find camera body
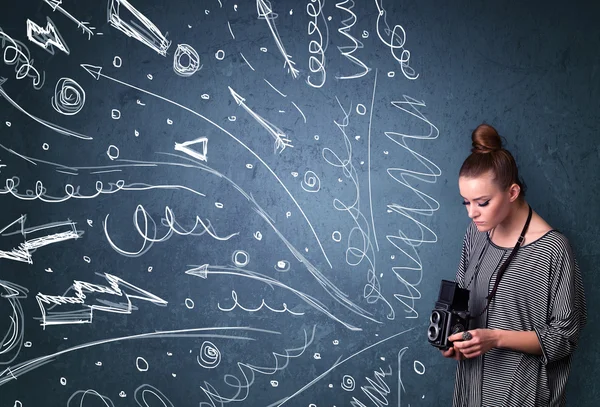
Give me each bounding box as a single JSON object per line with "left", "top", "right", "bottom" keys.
{"left": 427, "top": 280, "right": 470, "bottom": 350}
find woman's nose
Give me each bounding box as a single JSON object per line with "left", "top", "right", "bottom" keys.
{"left": 467, "top": 206, "right": 479, "bottom": 219}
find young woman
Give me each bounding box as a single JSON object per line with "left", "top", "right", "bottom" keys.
{"left": 441, "top": 124, "right": 587, "bottom": 406}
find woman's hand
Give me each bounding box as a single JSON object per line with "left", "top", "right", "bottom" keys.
{"left": 441, "top": 346, "right": 464, "bottom": 361}
{"left": 448, "top": 329, "right": 499, "bottom": 359}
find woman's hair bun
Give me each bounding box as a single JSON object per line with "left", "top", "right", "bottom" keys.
{"left": 471, "top": 123, "right": 502, "bottom": 153}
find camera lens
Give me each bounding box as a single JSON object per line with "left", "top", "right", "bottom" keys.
{"left": 430, "top": 311, "right": 440, "bottom": 324}
{"left": 428, "top": 325, "right": 439, "bottom": 341}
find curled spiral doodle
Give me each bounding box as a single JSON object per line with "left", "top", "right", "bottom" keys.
{"left": 341, "top": 375, "right": 355, "bottom": 391}
{"left": 51, "top": 78, "right": 86, "bottom": 116}
{"left": 197, "top": 341, "right": 221, "bottom": 369}
{"left": 173, "top": 44, "right": 201, "bottom": 77}
{"left": 301, "top": 170, "right": 321, "bottom": 193}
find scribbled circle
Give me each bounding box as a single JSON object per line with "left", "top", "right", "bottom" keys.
{"left": 24, "top": 341, "right": 32, "bottom": 347}
{"left": 5, "top": 122, "right": 11, "bottom": 127}
{"left": 414, "top": 360, "right": 425, "bottom": 375}
{"left": 362, "top": 30, "right": 369, "bottom": 38}
{"left": 95, "top": 361, "right": 102, "bottom": 366}
{"left": 113, "top": 56, "right": 122, "bottom": 67}
{"left": 314, "top": 135, "right": 320, "bottom": 140}
{"left": 215, "top": 50, "right": 225, "bottom": 60}
{"left": 147, "top": 74, "right": 153, "bottom": 80}
{"left": 260, "top": 47, "right": 268, "bottom": 52}
{"left": 313, "top": 353, "right": 321, "bottom": 360}
{"left": 60, "top": 377, "right": 67, "bottom": 385}
{"left": 275, "top": 260, "right": 290, "bottom": 272}
{"left": 173, "top": 44, "right": 201, "bottom": 77}
{"left": 254, "top": 231, "right": 263, "bottom": 240}
{"left": 228, "top": 116, "right": 237, "bottom": 121}
{"left": 270, "top": 380, "right": 279, "bottom": 387}
{"left": 332, "top": 231, "right": 342, "bottom": 242}
{"left": 197, "top": 341, "right": 221, "bottom": 369}
{"left": 51, "top": 78, "right": 86, "bottom": 116}
{"left": 119, "top": 391, "right": 126, "bottom": 397}
{"left": 185, "top": 298, "right": 195, "bottom": 309}
{"left": 42, "top": 143, "right": 49, "bottom": 150}
{"left": 136, "top": 356, "right": 149, "bottom": 372}
{"left": 215, "top": 202, "right": 224, "bottom": 208}
{"left": 246, "top": 163, "right": 253, "bottom": 169}
{"left": 201, "top": 94, "right": 210, "bottom": 99}
{"left": 341, "top": 375, "right": 355, "bottom": 391}
{"left": 83, "top": 256, "right": 91, "bottom": 263}
{"left": 291, "top": 171, "right": 299, "bottom": 177}
{"left": 232, "top": 250, "right": 249, "bottom": 267}
{"left": 107, "top": 145, "right": 119, "bottom": 160}
{"left": 167, "top": 118, "right": 173, "bottom": 124}
{"left": 14, "top": 401, "right": 22, "bottom": 407}
{"left": 387, "top": 71, "right": 395, "bottom": 78}
{"left": 148, "top": 266, "right": 153, "bottom": 272}
{"left": 328, "top": 383, "right": 333, "bottom": 388}
{"left": 332, "top": 339, "right": 339, "bottom": 345}
{"left": 356, "top": 104, "right": 367, "bottom": 115}
{"left": 301, "top": 171, "right": 321, "bottom": 193}
{"left": 111, "top": 109, "right": 121, "bottom": 119}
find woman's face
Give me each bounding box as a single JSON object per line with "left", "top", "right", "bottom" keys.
{"left": 458, "top": 172, "right": 512, "bottom": 232}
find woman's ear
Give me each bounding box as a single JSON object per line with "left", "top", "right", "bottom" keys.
{"left": 508, "top": 183, "right": 521, "bottom": 202}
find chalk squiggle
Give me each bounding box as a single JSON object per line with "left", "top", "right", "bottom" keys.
{"left": 385, "top": 95, "right": 440, "bottom": 318}
{"left": 335, "top": 0, "right": 370, "bottom": 80}
{"left": 322, "top": 97, "right": 395, "bottom": 319}
{"left": 218, "top": 290, "right": 305, "bottom": 316}
{"left": 103, "top": 205, "right": 239, "bottom": 258}
{"left": 197, "top": 326, "right": 316, "bottom": 405}
{"left": 374, "top": 1, "right": 419, "bottom": 80}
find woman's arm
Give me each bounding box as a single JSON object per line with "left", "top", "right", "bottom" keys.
{"left": 495, "top": 330, "right": 542, "bottom": 355}
{"left": 449, "top": 328, "right": 542, "bottom": 359}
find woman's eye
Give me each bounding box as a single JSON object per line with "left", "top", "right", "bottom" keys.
{"left": 462, "top": 201, "right": 469, "bottom": 206}
{"left": 478, "top": 200, "right": 490, "bottom": 207}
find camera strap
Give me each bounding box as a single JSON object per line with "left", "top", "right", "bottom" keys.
{"left": 476, "top": 204, "right": 533, "bottom": 317}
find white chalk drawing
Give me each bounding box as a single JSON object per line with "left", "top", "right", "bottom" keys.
{"left": 0, "top": 4, "right": 445, "bottom": 406}
{"left": 173, "top": 44, "right": 201, "bottom": 77}
{"left": 174, "top": 136, "right": 208, "bottom": 162}
{"left": 0, "top": 280, "right": 27, "bottom": 365}
{"left": 67, "top": 389, "right": 115, "bottom": 407}
{"left": 197, "top": 341, "right": 221, "bottom": 368}
{"left": 0, "top": 28, "right": 45, "bottom": 89}
{"left": 43, "top": 0, "right": 95, "bottom": 39}
{"left": 257, "top": 0, "right": 299, "bottom": 78}
{"left": 0, "top": 216, "right": 83, "bottom": 264}
{"left": 51, "top": 78, "right": 85, "bottom": 115}
{"left": 35, "top": 272, "right": 168, "bottom": 327}
{"left": 306, "top": 0, "right": 328, "bottom": 88}
{"left": 107, "top": 0, "right": 171, "bottom": 56}
{"left": 26, "top": 17, "right": 70, "bottom": 55}
{"left": 374, "top": 0, "right": 419, "bottom": 80}
{"left": 335, "top": 1, "right": 370, "bottom": 80}
{"left": 229, "top": 86, "right": 293, "bottom": 154}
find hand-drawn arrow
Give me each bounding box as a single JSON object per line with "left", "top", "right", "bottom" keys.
{"left": 36, "top": 272, "right": 168, "bottom": 327}
{"left": 26, "top": 17, "right": 70, "bottom": 55}
{"left": 0, "top": 215, "right": 83, "bottom": 264}
{"left": 43, "top": 0, "right": 95, "bottom": 39}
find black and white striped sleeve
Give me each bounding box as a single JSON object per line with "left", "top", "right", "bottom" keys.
{"left": 534, "top": 237, "right": 587, "bottom": 366}
{"left": 456, "top": 223, "right": 474, "bottom": 288}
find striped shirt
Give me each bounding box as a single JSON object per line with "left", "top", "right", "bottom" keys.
{"left": 452, "top": 222, "right": 587, "bottom": 407}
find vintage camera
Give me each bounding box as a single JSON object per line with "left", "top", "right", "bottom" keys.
{"left": 427, "top": 280, "right": 470, "bottom": 350}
